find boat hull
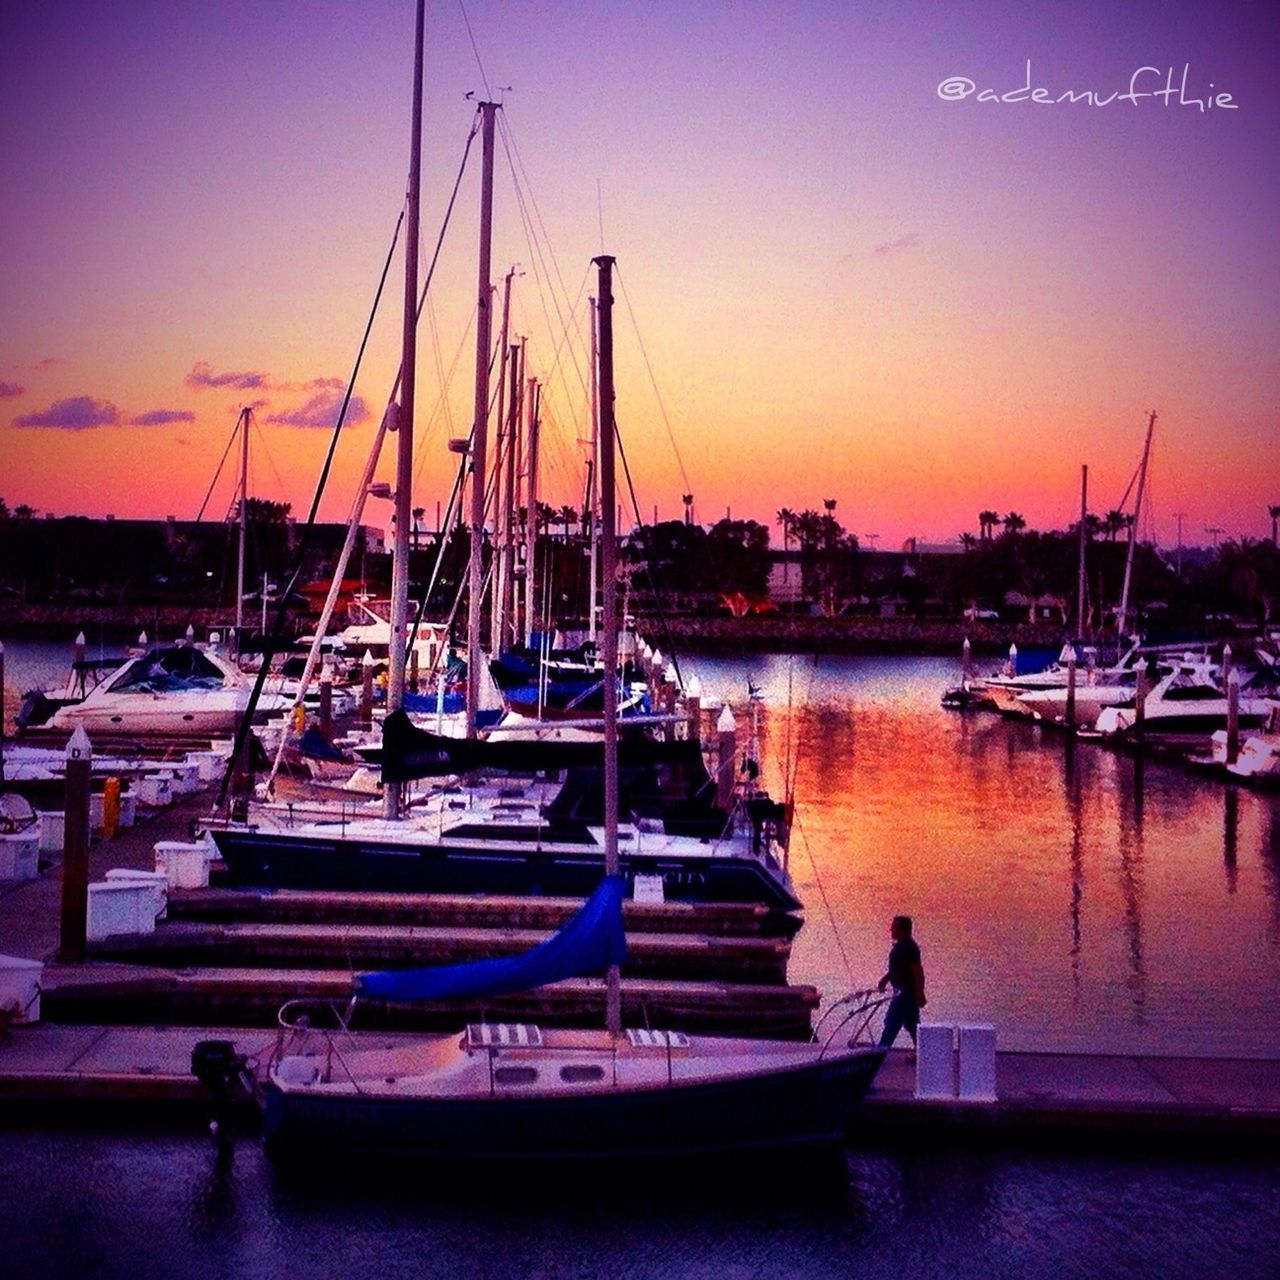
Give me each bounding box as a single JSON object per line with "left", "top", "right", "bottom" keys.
{"left": 262, "top": 1047, "right": 884, "bottom": 1160}
{"left": 212, "top": 828, "right": 801, "bottom": 911}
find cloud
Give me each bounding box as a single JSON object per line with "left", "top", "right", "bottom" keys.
{"left": 34, "top": 356, "right": 64, "bottom": 369}
{"left": 871, "top": 232, "right": 920, "bottom": 257}
{"left": 306, "top": 376, "right": 345, "bottom": 391}
{"left": 186, "top": 361, "right": 269, "bottom": 390}
{"left": 0, "top": 381, "right": 23, "bottom": 398}
{"left": 129, "top": 408, "right": 196, "bottom": 426}
{"left": 265, "top": 389, "right": 369, "bottom": 428}
{"left": 14, "top": 395, "right": 120, "bottom": 429}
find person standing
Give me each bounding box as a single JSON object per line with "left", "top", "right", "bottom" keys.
{"left": 877, "top": 915, "right": 926, "bottom": 1048}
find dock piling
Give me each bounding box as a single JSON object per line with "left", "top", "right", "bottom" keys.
{"left": 58, "top": 727, "right": 93, "bottom": 964}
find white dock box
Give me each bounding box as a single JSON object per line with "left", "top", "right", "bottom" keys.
{"left": 0, "top": 954, "right": 44, "bottom": 1023}
{"left": 164, "top": 763, "right": 201, "bottom": 796}
{"left": 957, "top": 1024, "right": 998, "bottom": 1102}
{"left": 36, "top": 810, "right": 66, "bottom": 854}
{"left": 154, "top": 840, "right": 210, "bottom": 889}
{"left": 87, "top": 879, "right": 158, "bottom": 939}
{"left": 187, "top": 751, "right": 222, "bottom": 785}
{"left": 915, "top": 1023, "right": 956, "bottom": 1099}
{"left": 105, "top": 869, "right": 169, "bottom": 922}
{"left": 135, "top": 774, "right": 172, "bottom": 808}
{"left": 0, "top": 823, "right": 41, "bottom": 881}
{"left": 118, "top": 791, "right": 137, "bottom": 828}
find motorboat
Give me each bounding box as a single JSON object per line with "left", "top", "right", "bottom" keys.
{"left": 37, "top": 643, "right": 292, "bottom": 736}
{"left": 1094, "top": 658, "right": 1275, "bottom": 742}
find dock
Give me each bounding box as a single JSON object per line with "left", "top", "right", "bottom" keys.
{"left": 3, "top": 770, "right": 1278, "bottom": 1141}
{"left": 3, "top": 1024, "right": 1277, "bottom": 1140}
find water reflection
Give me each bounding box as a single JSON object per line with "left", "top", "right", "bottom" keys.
{"left": 689, "top": 654, "right": 1280, "bottom": 1056}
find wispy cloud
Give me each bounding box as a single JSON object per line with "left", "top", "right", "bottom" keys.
{"left": 34, "top": 356, "right": 64, "bottom": 369}
{"left": 129, "top": 408, "right": 196, "bottom": 426}
{"left": 14, "top": 395, "right": 120, "bottom": 429}
{"left": 0, "top": 381, "right": 23, "bottom": 398}
{"left": 265, "top": 390, "right": 369, "bottom": 428}
{"left": 186, "top": 361, "right": 269, "bottom": 390}
{"left": 871, "top": 232, "right": 920, "bottom": 258}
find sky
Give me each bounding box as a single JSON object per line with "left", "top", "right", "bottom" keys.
{"left": 1, "top": 0, "right": 1277, "bottom": 550}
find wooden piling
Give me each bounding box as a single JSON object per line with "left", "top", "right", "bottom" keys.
{"left": 1064, "top": 644, "right": 1077, "bottom": 730}
{"left": 318, "top": 668, "right": 333, "bottom": 739}
{"left": 58, "top": 727, "right": 93, "bottom": 964}
{"left": 360, "top": 649, "right": 374, "bottom": 729}
{"left": 1226, "top": 670, "right": 1240, "bottom": 765}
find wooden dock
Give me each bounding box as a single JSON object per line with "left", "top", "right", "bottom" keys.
{"left": 3, "top": 1024, "right": 1277, "bottom": 1140}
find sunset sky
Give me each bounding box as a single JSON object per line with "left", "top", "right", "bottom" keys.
{"left": 2, "top": 1, "right": 1276, "bottom": 550}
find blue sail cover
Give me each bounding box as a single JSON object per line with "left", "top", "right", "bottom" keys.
{"left": 354, "top": 875, "right": 628, "bottom": 1002}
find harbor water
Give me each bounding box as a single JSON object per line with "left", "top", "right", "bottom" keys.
{"left": 2, "top": 641, "right": 1279, "bottom": 1276}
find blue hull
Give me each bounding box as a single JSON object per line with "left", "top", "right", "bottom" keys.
{"left": 213, "top": 829, "right": 801, "bottom": 912}
{"left": 262, "top": 1048, "right": 884, "bottom": 1161}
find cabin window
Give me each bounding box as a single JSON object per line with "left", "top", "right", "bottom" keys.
{"left": 559, "top": 1064, "right": 605, "bottom": 1084}
{"left": 493, "top": 1065, "right": 539, "bottom": 1086}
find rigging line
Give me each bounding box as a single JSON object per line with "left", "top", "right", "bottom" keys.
{"left": 613, "top": 265, "right": 693, "bottom": 497}
{"left": 456, "top": 0, "right": 493, "bottom": 100}
{"left": 218, "top": 120, "right": 479, "bottom": 809}
{"left": 615, "top": 426, "right": 684, "bottom": 693}
{"left": 194, "top": 414, "right": 244, "bottom": 522}
{"left": 251, "top": 418, "right": 288, "bottom": 502}
{"left": 497, "top": 115, "right": 591, "bottom": 430}
{"left": 791, "top": 805, "right": 857, "bottom": 988}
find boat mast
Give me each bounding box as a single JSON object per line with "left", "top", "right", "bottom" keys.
{"left": 499, "top": 339, "right": 522, "bottom": 652}
{"left": 466, "top": 102, "right": 498, "bottom": 739}
{"left": 235, "top": 405, "right": 250, "bottom": 655}
{"left": 587, "top": 295, "right": 600, "bottom": 644}
{"left": 594, "top": 254, "right": 621, "bottom": 1036}
{"left": 523, "top": 376, "right": 541, "bottom": 648}
{"left": 384, "top": 0, "right": 425, "bottom": 819}
{"left": 1117, "top": 410, "right": 1156, "bottom": 635}
{"left": 1077, "top": 463, "right": 1088, "bottom": 634}
{"left": 488, "top": 266, "right": 517, "bottom": 656}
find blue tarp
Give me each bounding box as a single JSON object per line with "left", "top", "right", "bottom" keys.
{"left": 354, "top": 874, "right": 628, "bottom": 1002}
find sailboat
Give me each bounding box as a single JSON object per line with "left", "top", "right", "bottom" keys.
{"left": 231, "top": 242, "right": 885, "bottom": 1161}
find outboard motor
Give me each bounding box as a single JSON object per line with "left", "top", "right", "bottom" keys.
{"left": 191, "top": 1039, "right": 254, "bottom": 1123}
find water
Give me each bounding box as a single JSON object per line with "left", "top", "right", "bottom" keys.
{"left": 0, "top": 1125, "right": 1276, "bottom": 1280}
{"left": 684, "top": 653, "right": 1280, "bottom": 1058}
{"left": 3, "top": 641, "right": 1280, "bottom": 1272}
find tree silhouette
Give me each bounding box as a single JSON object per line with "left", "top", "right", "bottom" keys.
{"left": 978, "top": 509, "right": 1000, "bottom": 541}
{"left": 1269, "top": 503, "right": 1280, "bottom": 548}
{"left": 1002, "top": 511, "right": 1026, "bottom": 536}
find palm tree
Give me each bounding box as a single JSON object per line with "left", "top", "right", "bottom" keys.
{"left": 959, "top": 531, "right": 977, "bottom": 551}
{"left": 978, "top": 509, "right": 1000, "bottom": 542}
{"left": 1269, "top": 504, "right": 1280, "bottom": 547}
{"left": 1102, "top": 509, "right": 1128, "bottom": 541}
{"left": 558, "top": 504, "right": 577, "bottom": 541}
{"left": 1002, "top": 511, "right": 1026, "bottom": 536}
{"left": 13, "top": 504, "right": 36, "bottom": 520}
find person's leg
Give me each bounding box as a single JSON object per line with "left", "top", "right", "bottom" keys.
{"left": 905, "top": 1002, "right": 919, "bottom": 1047}
{"left": 879, "top": 992, "right": 906, "bottom": 1048}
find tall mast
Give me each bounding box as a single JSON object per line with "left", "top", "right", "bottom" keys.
{"left": 1076, "top": 463, "right": 1088, "bottom": 634}
{"left": 235, "top": 405, "right": 249, "bottom": 654}
{"left": 488, "top": 266, "right": 517, "bottom": 655}
{"left": 523, "top": 376, "right": 540, "bottom": 648}
{"left": 593, "top": 254, "right": 621, "bottom": 1036}
{"left": 1117, "top": 411, "right": 1157, "bottom": 635}
{"left": 587, "top": 295, "right": 600, "bottom": 643}
{"left": 383, "top": 0, "right": 425, "bottom": 819}
{"left": 465, "top": 102, "right": 498, "bottom": 739}
{"left": 499, "top": 340, "right": 522, "bottom": 652}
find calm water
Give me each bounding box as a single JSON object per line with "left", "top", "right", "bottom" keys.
{"left": 0, "top": 1126, "right": 1277, "bottom": 1280}
{"left": 686, "top": 653, "right": 1280, "bottom": 1059}
{"left": 4, "top": 640, "right": 1280, "bottom": 1273}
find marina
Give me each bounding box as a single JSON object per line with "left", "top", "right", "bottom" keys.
{"left": 2, "top": 0, "right": 1277, "bottom": 1273}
